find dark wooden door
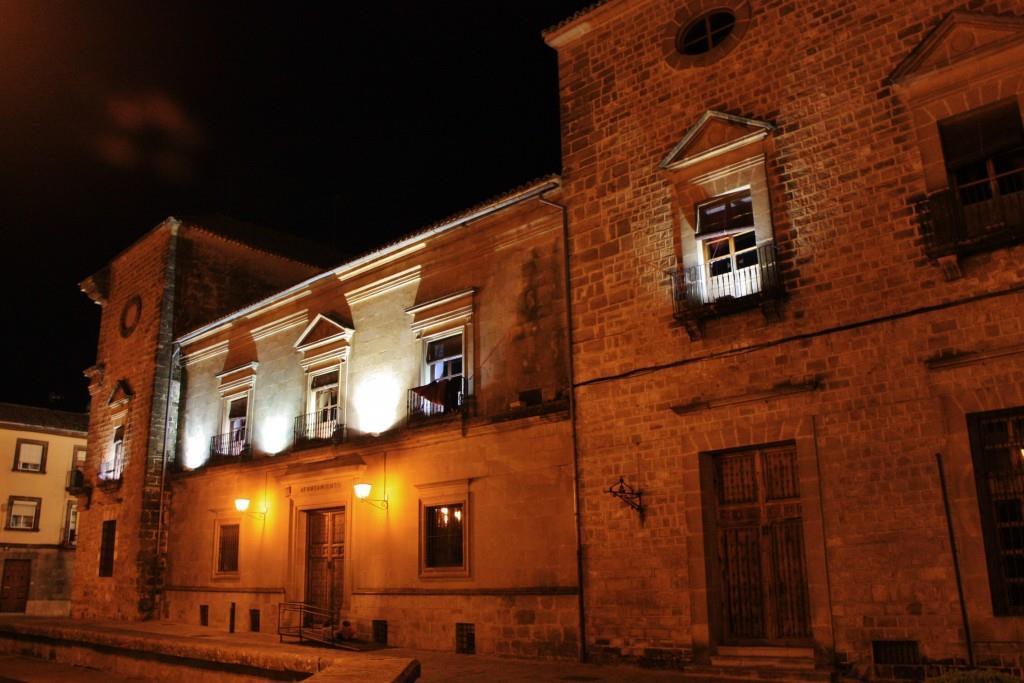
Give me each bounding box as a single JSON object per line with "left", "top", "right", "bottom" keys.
{"left": 305, "top": 508, "right": 345, "bottom": 622}
{"left": 0, "top": 559, "right": 31, "bottom": 613}
{"left": 714, "top": 444, "right": 811, "bottom": 644}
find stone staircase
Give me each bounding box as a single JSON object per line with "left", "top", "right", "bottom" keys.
{"left": 681, "top": 646, "right": 835, "bottom": 682}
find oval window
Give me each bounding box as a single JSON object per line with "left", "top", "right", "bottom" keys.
{"left": 677, "top": 11, "right": 736, "bottom": 56}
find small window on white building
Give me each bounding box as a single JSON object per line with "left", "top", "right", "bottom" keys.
{"left": 6, "top": 497, "right": 41, "bottom": 531}
{"left": 13, "top": 439, "right": 47, "bottom": 473}
{"left": 99, "top": 426, "right": 125, "bottom": 481}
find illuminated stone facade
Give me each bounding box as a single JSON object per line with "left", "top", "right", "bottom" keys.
{"left": 71, "top": 0, "right": 1024, "bottom": 678}
{"left": 546, "top": 0, "right": 1024, "bottom": 678}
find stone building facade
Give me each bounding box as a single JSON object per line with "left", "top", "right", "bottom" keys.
{"left": 74, "top": 183, "right": 579, "bottom": 658}
{"left": 0, "top": 403, "right": 87, "bottom": 615}
{"left": 545, "top": 0, "right": 1024, "bottom": 678}
{"left": 70, "top": 0, "right": 1024, "bottom": 679}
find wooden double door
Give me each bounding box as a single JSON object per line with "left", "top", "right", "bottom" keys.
{"left": 712, "top": 444, "right": 811, "bottom": 644}
{"left": 0, "top": 559, "right": 31, "bottom": 613}
{"left": 305, "top": 508, "right": 345, "bottom": 620}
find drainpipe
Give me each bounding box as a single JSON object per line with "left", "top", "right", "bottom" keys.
{"left": 538, "top": 191, "right": 587, "bottom": 663}
{"left": 935, "top": 452, "right": 974, "bottom": 667}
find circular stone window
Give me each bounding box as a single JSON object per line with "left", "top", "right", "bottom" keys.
{"left": 677, "top": 11, "right": 736, "bottom": 55}
{"left": 119, "top": 295, "right": 142, "bottom": 338}
{"left": 663, "top": 2, "right": 751, "bottom": 70}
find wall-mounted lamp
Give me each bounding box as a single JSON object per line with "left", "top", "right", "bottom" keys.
{"left": 353, "top": 482, "right": 388, "bottom": 510}
{"left": 606, "top": 477, "right": 644, "bottom": 523}
{"left": 233, "top": 497, "right": 266, "bottom": 519}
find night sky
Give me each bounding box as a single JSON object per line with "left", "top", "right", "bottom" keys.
{"left": 0, "top": 1, "right": 593, "bottom": 413}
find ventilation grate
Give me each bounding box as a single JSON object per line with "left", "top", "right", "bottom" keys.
{"left": 873, "top": 640, "right": 921, "bottom": 665}
{"left": 199, "top": 605, "right": 209, "bottom": 627}
{"left": 249, "top": 609, "right": 260, "bottom": 632}
{"left": 455, "top": 622, "right": 475, "bottom": 654}
{"left": 372, "top": 619, "right": 388, "bottom": 645}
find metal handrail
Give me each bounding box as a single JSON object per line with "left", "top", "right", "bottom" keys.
{"left": 278, "top": 601, "right": 336, "bottom": 646}
{"left": 294, "top": 409, "right": 345, "bottom": 444}
{"left": 408, "top": 375, "right": 466, "bottom": 421}
{"left": 923, "top": 184, "right": 1024, "bottom": 257}
{"left": 668, "top": 242, "right": 782, "bottom": 319}
{"left": 210, "top": 428, "right": 250, "bottom": 459}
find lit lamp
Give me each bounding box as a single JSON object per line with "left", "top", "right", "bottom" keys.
{"left": 354, "top": 482, "right": 388, "bottom": 510}
{"left": 233, "top": 497, "right": 266, "bottom": 518}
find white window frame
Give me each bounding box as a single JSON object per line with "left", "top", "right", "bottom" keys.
{"left": 6, "top": 496, "right": 41, "bottom": 531}
{"left": 219, "top": 390, "right": 252, "bottom": 456}
{"left": 12, "top": 439, "right": 47, "bottom": 474}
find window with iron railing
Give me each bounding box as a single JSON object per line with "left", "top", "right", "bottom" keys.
{"left": 409, "top": 333, "right": 467, "bottom": 421}
{"left": 924, "top": 100, "right": 1024, "bottom": 256}
{"left": 968, "top": 407, "right": 1024, "bottom": 616}
{"left": 99, "top": 426, "right": 125, "bottom": 483}
{"left": 670, "top": 189, "right": 783, "bottom": 327}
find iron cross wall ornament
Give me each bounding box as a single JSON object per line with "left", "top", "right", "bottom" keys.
{"left": 606, "top": 476, "right": 644, "bottom": 524}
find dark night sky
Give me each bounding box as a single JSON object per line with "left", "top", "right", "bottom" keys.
{"left": 0, "top": 1, "right": 593, "bottom": 413}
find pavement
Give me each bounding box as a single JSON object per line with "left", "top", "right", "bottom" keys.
{"left": 0, "top": 617, "right": 686, "bottom": 682}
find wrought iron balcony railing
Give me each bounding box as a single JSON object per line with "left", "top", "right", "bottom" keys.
{"left": 294, "top": 408, "right": 345, "bottom": 445}
{"left": 668, "top": 242, "right": 782, "bottom": 322}
{"left": 210, "top": 428, "right": 250, "bottom": 460}
{"left": 408, "top": 375, "right": 467, "bottom": 422}
{"left": 66, "top": 468, "right": 90, "bottom": 494}
{"left": 921, "top": 183, "right": 1024, "bottom": 258}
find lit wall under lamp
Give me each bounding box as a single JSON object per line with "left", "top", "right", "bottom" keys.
{"left": 234, "top": 498, "right": 266, "bottom": 519}
{"left": 353, "top": 483, "right": 388, "bottom": 510}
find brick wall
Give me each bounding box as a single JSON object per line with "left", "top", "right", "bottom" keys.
{"left": 547, "top": 0, "right": 1024, "bottom": 675}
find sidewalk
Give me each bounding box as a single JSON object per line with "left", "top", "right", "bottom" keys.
{"left": 0, "top": 617, "right": 687, "bottom": 682}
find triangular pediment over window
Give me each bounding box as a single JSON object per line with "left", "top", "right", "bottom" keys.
{"left": 294, "top": 313, "right": 354, "bottom": 352}
{"left": 660, "top": 111, "right": 774, "bottom": 171}
{"left": 294, "top": 313, "right": 354, "bottom": 371}
{"left": 107, "top": 379, "right": 133, "bottom": 407}
{"left": 888, "top": 12, "right": 1024, "bottom": 87}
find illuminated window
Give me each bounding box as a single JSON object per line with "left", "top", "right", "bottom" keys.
{"left": 419, "top": 486, "right": 469, "bottom": 578}
{"left": 214, "top": 395, "right": 250, "bottom": 457}
{"left": 73, "top": 445, "right": 87, "bottom": 463}
{"left": 424, "top": 503, "right": 464, "bottom": 568}
{"left": 410, "top": 333, "right": 466, "bottom": 419}
{"left": 6, "top": 496, "right": 41, "bottom": 531}
{"left": 98, "top": 520, "right": 116, "bottom": 577}
{"left": 12, "top": 439, "right": 47, "bottom": 473}
{"left": 298, "top": 368, "right": 341, "bottom": 441}
{"left": 99, "top": 426, "right": 125, "bottom": 482}
{"left": 694, "top": 190, "right": 768, "bottom": 301}
{"left": 968, "top": 407, "right": 1024, "bottom": 615}
{"left": 215, "top": 521, "right": 240, "bottom": 575}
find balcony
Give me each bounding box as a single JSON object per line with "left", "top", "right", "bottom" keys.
{"left": 294, "top": 408, "right": 345, "bottom": 447}
{"left": 921, "top": 182, "right": 1024, "bottom": 260}
{"left": 66, "top": 468, "right": 90, "bottom": 495}
{"left": 668, "top": 242, "right": 783, "bottom": 340}
{"left": 408, "top": 376, "right": 467, "bottom": 423}
{"left": 209, "top": 428, "right": 251, "bottom": 461}
{"left": 96, "top": 456, "right": 124, "bottom": 490}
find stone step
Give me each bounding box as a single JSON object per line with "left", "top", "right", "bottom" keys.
{"left": 681, "top": 664, "right": 833, "bottom": 683}
{"left": 717, "top": 646, "right": 815, "bottom": 659}
{"left": 711, "top": 655, "right": 816, "bottom": 670}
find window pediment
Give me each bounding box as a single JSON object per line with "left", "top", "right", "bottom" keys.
{"left": 294, "top": 313, "right": 354, "bottom": 371}
{"left": 889, "top": 12, "right": 1024, "bottom": 91}
{"left": 107, "top": 379, "right": 133, "bottom": 408}
{"left": 660, "top": 110, "right": 774, "bottom": 174}
{"left": 406, "top": 288, "right": 475, "bottom": 338}
{"left": 217, "top": 362, "right": 258, "bottom": 396}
